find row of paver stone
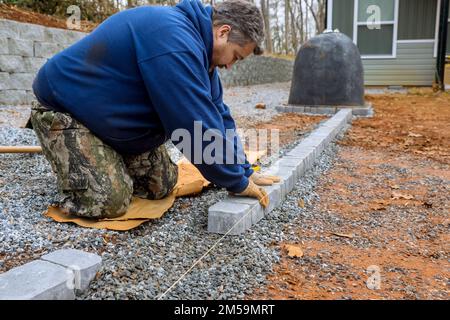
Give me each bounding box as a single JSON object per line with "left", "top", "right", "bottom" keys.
{"left": 208, "top": 108, "right": 353, "bottom": 235}
{"left": 0, "top": 249, "right": 102, "bottom": 300}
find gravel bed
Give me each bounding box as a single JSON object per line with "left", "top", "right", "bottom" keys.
{"left": 0, "top": 120, "right": 343, "bottom": 299}
{"left": 0, "top": 81, "right": 337, "bottom": 299}
{"left": 223, "top": 82, "right": 290, "bottom": 126}
{"left": 0, "top": 106, "right": 31, "bottom": 128}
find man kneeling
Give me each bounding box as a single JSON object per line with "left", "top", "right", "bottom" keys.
{"left": 31, "top": 0, "right": 278, "bottom": 219}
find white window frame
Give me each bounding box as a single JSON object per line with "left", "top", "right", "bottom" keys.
{"left": 327, "top": 0, "right": 333, "bottom": 30}
{"left": 434, "top": 0, "right": 441, "bottom": 58}
{"left": 397, "top": 40, "right": 435, "bottom": 43}
{"left": 431, "top": 0, "right": 449, "bottom": 58}
{"left": 353, "top": 0, "right": 399, "bottom": 59}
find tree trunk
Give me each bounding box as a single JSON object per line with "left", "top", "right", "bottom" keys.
{"left": 127, "top": 0, "right": 136, "bottom": 9}
{"left": 317, "top": 0, "right": 326, "bottom": 33}
{"left": 261, "top": 0, "right": 273, "bottom": 53}
{"left": 272, "top": 0, "right": 281, "bottom": 53}
{"left": 304, "top": 0, "right": 326, "bottom": 34}
{"left": 304, "top": 0, "right": 309, "bottom": 41}
{"left": 289, "top": 1, "right": 298, "bottom": 53}
{"left": 284, "top": 0, "right": 290, "bottom": 54}
{"left": 296, "top": 0, "right": 304, "bottom": 44}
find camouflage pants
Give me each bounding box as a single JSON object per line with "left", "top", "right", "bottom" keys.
{"left": 30, "top": 102, "right": 178, "bottom": 219}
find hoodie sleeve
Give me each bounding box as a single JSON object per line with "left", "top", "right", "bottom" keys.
{"left": 210, "top": 75, "right": 254, "bottom": 178}
{"left": 217, "top": 102, "right": 254, "bottom": 177}
{"left": 138, "top": 50, "right": 249, "bottom": 193}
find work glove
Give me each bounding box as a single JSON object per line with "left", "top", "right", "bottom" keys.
{"left": 250, "top": 172, "right": 281, "bottom": 186}
{"left": 234, "top": 179, "right": 269, "bottom": 208}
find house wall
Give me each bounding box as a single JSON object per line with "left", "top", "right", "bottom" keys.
{"left": 331, "top": 0, "right": 354, "bottom": 38}
{"left": 398, "top": 0, "right": 437, "bottom": 40}
{"left": 329, "top": 0, "right": 439, "bottom": 86}
{"left": 363, "top": 42, "right": 436, "bottom": 86}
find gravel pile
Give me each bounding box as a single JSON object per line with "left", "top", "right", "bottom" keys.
{"left": 0, "top": 127, "right": 57, "bottom": 257}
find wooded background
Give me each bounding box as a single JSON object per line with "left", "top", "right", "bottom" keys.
{"left": 0, "top": 0, "right": 326, "bottom": 55}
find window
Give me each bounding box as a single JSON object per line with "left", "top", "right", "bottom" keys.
{"left": 355, "top": 0, "right": 398, "bottom": 57}
{"left": 358, "top": 25, "right": 394, "bottom": 55}
{"left": 358, "top": 0, "right": 395, "bottom": 21}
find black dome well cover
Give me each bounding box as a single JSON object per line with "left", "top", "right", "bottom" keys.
{"left": 288, "top": 32, "right": 365, "bottom": 106}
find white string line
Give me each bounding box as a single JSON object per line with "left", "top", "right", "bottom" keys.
{"left": 157, "top": 194, "right": 268, "bottom": 300}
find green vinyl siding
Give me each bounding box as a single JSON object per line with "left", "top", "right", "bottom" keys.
{"left": 398, "top": 0, "right": 437, "bottom": 40}
{"left": 363, "top": 42, "right": 436, "bottom": 86}
{"left": 332, "top": 0, "right": 354, "bottom": 38}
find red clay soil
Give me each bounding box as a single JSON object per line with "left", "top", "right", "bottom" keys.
{"left": 0, "top": 4, "right": 97, "bottom": 32}
{"left": 342, "top": 89, "right": 450, "bottom": 164}
{"left": 252, "top": 113, "right": 327, "bottom": 147}
{"left": 233, "top": 112, "right": 326, "bottom": 160}
{"left": 251, "top": 89, "right": 450, "bottom": 300}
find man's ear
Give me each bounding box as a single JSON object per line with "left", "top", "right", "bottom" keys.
{"left": 218, "top": 24, "right": 231, "bottom": 39}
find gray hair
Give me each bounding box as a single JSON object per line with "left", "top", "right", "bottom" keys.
{"left": 212, "top": 0, "right": 265, "bottom": 55}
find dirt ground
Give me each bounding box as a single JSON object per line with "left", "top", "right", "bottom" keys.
{"left": 252, "top": 89, "right": 450, "bottom": 300}
{"left": 237, "top": 112, "right": 327, "bottom": 157}
{"left": 251, "top": 113, "right": 326, "bottom": 147}
{"left": 343, "top": 89, "right": 450, "bottom": 164}
{"left": 0, "top": 4, "right": 97, "bottom": 32}
{"left": 445, "top": 64, "right": 450, "bottom": 86}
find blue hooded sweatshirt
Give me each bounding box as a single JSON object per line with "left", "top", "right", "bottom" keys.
{"left": 32, "top": 0, "right": 253, "bottom": 193}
